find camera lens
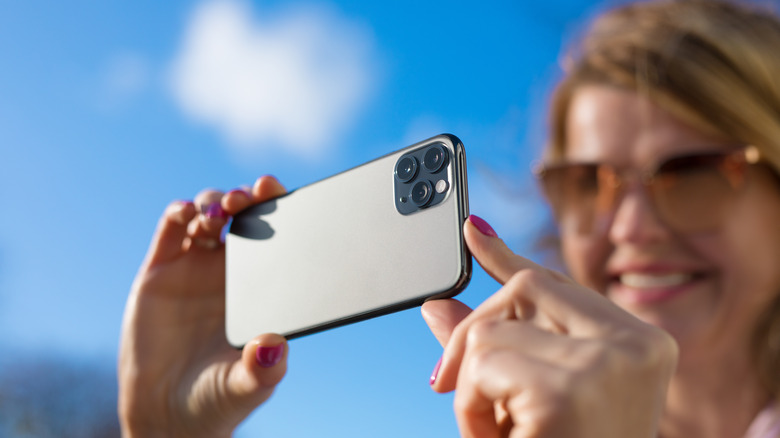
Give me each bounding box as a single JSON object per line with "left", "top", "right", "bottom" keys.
{"left": 395, "top": 156, "right": 418, "bottom": 183}
{"left": 423, "top": 145, "right": 447, "bottom": 173}
{"left": 410, "top": 180, "right": 433, "bottom": 207}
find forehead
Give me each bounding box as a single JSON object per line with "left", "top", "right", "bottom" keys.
{"left": 565, "top": 85, "right": 728, "bottom": 165}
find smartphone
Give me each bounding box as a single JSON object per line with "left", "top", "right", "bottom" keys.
{"left": 225, "top": 133, "right": 471, "bottom": 346}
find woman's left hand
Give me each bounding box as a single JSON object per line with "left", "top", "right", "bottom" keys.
{"left": 422, "top": 216, "right": 679, "bottom": 438}
{"left": 119, "top": 176, "right": 289, "bottom": 438}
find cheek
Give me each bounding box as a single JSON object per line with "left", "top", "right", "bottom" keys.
{"left": 689, "top": 192, "right": 780, "bottom": 312}
{"left": 740, "top": 176, "right": 780, "bottom": 292}
{"left": 726, "top": 222, "right": 780, "bottom": 305}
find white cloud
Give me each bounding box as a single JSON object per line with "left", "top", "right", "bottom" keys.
{"left": 168, "top": 0, "right": 375, "bottom": 157}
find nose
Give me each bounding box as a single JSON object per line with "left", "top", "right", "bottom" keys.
{"left": 607, "top": 184, "right": 672, "bottom": 244}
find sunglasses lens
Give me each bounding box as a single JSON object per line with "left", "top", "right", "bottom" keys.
{"left": 652, "top": 153, "right": 745, "bottom": 232}
{"left": 542, "top": 164, "right": 602, "bottom": 234}
{"left": 541, "top": 151, "right": 748, "bottom": 234}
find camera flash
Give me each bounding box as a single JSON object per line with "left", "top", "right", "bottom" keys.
{"left": 435, "top": 179, "right": 448, "bottom": 194}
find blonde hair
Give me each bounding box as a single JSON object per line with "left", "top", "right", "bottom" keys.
{"left": 547, "top": 0, "right": 780, "bottom": 397}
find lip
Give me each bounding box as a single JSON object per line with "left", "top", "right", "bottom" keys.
{"left": 609, "top": 278, "right": 700, "bottom": 305}
{"left": 606, "top": 264, "right": 708, "bottom": 306}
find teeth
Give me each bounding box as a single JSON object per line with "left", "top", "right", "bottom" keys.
{"left": 619, "top": 273, "right": 692, "bottom": 289}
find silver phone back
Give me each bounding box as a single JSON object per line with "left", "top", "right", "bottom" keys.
{"left": 225, "top": 134, "right": 469, "bottom": 345}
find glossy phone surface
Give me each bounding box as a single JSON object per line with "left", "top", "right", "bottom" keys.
{"left": 225, "top": 134, "right": 471, "bottom": 346}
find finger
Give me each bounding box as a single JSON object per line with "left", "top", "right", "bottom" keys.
{"left": 222, "top": 175, "right": 287, "bottom": 216}
{"left": 433, "top": 270, "right": 618, "bottom": 393}
{"left": 452, "top": 320, "right": 519, "bottom": 438}
{"left": 188, "top": 189, "right": 227, "bottom": 248}
{"left": 465, "top": 215, "right": 571, "bottom": 286}
{"left": 454, "top": 382, "right": 499, "bottom": 438}
{"left": 468, "top": 319, "right": 596, "bottom": 372}
{"left": 226, "top": 334, "right": 289, "bottom": 414}
{"left": 431, "top": 272, "right": 541, "bottom": 394}
{"left": 221, "top": 188, "right": 252, "bottom": 216}
{"left": 251, "top": 175, "right": 287, "bottom": 203}
{"left": 144, "top": 200, "right": 197, "bottom": 266}
{"left": 455, "top": 343, "right": 564, "bottom": 438}
{"left": 454, "top": 319, "right": 572, "bottom": 438}
{"left": 421, "top": 299, "right": 472, "bottom": 347}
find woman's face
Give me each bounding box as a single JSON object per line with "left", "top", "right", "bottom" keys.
{"left": 560, "top": 85, "right": 780, "bottom": 367}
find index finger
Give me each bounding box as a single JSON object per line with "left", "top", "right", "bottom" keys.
{"left": 429, "top": 270, "right": 571, "bottom": 393}
{"left": 222, "top": 175, "right": 287, "bottom": 215}
{"left": 464, "top": 216, "right": 573, "bottom": 286}
{"left": 433, "top": 269, "right": 641, "bottom": 393}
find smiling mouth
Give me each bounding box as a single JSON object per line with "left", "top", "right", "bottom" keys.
{"left": 618, "top": 273, "right": 694, "bottom": 289}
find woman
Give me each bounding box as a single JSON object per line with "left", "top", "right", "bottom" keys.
{"left": 119, "top": 0, "right": 780, "bottom": 436}
{"left": 424, "top": 1, "right": 780, "bottom": 436}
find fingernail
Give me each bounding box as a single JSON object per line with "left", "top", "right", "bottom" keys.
{"left": 203, "top": 202, "right": 227, "bottom": 219}
{"left": 430, "top": 357, "right": 442, "bottom": 386}
{"left": 468, "top": 214, "right": 498, "bottom": 238}
{"left": 256, "top": 344, "right": 284, "bottom": 368}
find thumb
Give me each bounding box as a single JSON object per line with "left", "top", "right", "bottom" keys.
{"left": 226, "top": 334, "right": 288, "bottom": 415}
{"left": 421, "top": 299, "right": 473, "bottom": 347}
{"left": 465, "top": 215, "right": 546, "bottom": 285}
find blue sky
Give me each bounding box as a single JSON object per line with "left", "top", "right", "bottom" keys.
{"left": 0, "top": 0, "right": 611, "bottom": 436}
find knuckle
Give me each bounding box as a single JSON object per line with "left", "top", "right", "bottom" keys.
{"left": 507, "top": 267, "right": 563, "bottom": 290}
{"left": 509, "top": 269, "right": 539, "bottom": 287}
{"left": 504, "top": 270, "right": 549, "bottom": 313}
{"left": 467, "top": 345, "right": 499, "bottom": 376}
{"left": 452, "top": 392, "right": 470, "bottom": 418}
{"left": 505, "top": 270, "right": 541, "bottom": 299}
{"left": 632, "top": 325, "right": 677, "bottom": 363}
{"left": 519, "top": 384, "right": 573, "bottom": 433}
{"left": 604, "top": 323, "right": 679, "bottom": 381}
{"left": 639, "top": 325, "right": 679, "bottom": 370}
{"left": 466, "top": 319, "right": 500, "bottom": 345}
{"left": 449, "top": 320, "right": 471, "bottom": 348}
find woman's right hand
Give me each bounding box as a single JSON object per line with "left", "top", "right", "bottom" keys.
{"left": 119, "top": 176, "right": 289, "bottom": 438}
{"left": 423, "top": 216, "right": 679, "bottom": 438}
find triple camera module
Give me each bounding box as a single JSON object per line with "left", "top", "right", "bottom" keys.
{"left": 394, "top": 143, "right": 451, "bottom": 215}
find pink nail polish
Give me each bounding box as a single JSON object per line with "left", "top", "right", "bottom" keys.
{"left": 204, "top": 202, "right": 227, "bottom": 219}
{"left": 468, "top": 214, "right": 498, "bottom": 237}
{"left": 256, "top": 344, "right": 284, "bottom": 368}
{"left": 430, "top": 357, "right": 442, "bottom": 386}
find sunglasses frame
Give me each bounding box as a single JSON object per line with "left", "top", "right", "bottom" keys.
{"left": 534, "top": 145, "right": 763, "bottom": 234}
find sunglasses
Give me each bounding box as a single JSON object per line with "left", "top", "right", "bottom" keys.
{"left": 536, "top": 145, "right": 763, "bottom": 235}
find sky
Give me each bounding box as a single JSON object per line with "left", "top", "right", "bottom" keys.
{"left": 0, "top": 0, "right": 616, "bottom": 436}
